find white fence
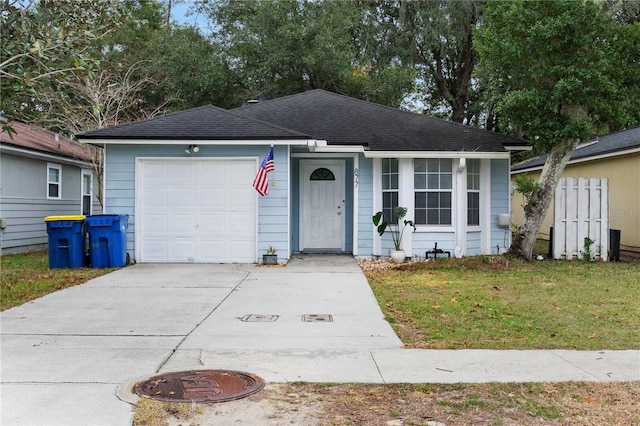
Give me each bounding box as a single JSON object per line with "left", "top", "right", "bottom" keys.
{"left": 553, "top": 177, "right": 609, "bottom": 260}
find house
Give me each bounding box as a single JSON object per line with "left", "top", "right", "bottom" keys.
{"left": 76, "top": 90, "right": 524, "bottom": 264}
{"left": 511, "top": 127, "right": 640, "bottom": 254}
{"left": 0, "top": 116, "right": 101, "bottom": 255}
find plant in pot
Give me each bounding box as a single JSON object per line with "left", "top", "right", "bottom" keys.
{"left": 262, "top": 246, "right": 278, "bottom": 265}
{"left": 373, "top": 206, "right": 414, "bottom": 264}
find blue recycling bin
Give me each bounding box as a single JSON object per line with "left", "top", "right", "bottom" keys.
{"left": 44, "top": 215, "right": 86, "bottom": 269}
{"left": 86, "top": 214, "right": 128, "bottom": 268}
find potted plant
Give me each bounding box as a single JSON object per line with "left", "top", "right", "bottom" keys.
{"left": 373, "top": 206, "right": 414, "bottom": 264}
{"left": 262, "top": 245, "right": 278, "bottom": 265}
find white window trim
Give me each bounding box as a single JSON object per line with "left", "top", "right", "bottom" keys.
{"left": 374, "top": 157, "right": 497, "bottom": 258}
{"left": 81, "top": 169, "right": 93, "bottom": 215}
{"left": 467, "top": 159, "right": 482, "bottom": 230}
{"left": 412, "top": 158, "right": 455, "bottom": 232}
{"left": 47, "top": 163, "right": 62, "bottom": 200}
{"left": 480, "top": 159, "right": 492, "bottom": 254}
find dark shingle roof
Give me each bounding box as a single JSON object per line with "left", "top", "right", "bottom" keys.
{"left": 1, "top": 116, "right": 93, "bottom": 162}
{"left": 512, "top": 127, "right": 640, "bottom": 171}
{"left": 77, "top": 105, "right": 310, "bottom": 140}
{"left": 233, "top": 90, "right": 522, "bottom": 152}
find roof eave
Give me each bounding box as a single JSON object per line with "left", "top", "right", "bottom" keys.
{"left": 364, "top": 150, "right": 511, "bottom": 159}
{"left": 77, "top": 137, "right": 317, "bottom": 147}
{"left": 511, "top": 146, "right": 640, "bottom": 174}
{"left": 1, "top": 143, "right": 94, "bottom": 167}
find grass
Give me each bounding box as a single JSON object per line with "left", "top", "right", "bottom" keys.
{"left": 364, "top": 256, "right": 640, "bottom": 349}
{"left": 133, "top": 398, "right": 200, "bottom": 426}
{"left": 1, "top": 250, "right": 115, "bottom": 311}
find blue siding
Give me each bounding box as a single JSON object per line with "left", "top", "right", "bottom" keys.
{"left": 412, "top": 231, "right": 456, "bottom": 259}
{"left": 104, "top": 144, "right": 290, "bottom": 262}
{"left": 0, "top": 153, "right": 100, "bottom": 255}
{"left": 291, "top": 159, "right": 300, "bottom": 251}
{"left": 466, "top": 231, "right": 482, "bottom": 256}
{"left": 491, "top": 159, "right": 511, "bottom": 254}
{"left": 344, "top": 159, "right": 354, "bottom": 253}
{"left": 357, "top": 155, "right": 374, "bottom": 256}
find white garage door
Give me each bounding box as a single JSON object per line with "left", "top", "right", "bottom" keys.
{"left": 137, "top": 159, "right": 256, "bottom": 263}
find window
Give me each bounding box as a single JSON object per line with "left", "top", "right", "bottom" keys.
{"left": 47, "top": 163, "right": 61, "bottom": 199}
{"left": 467, "top": 160, "right": 480, "bottom": 226}
{"left": 310, "top": 167, "right": 335, "bottom": 180}
{"left": 414, "top": 159, "right": 452, "bottom": 225}
{"left": 82, "top": 170, "right": 93, "bottom": 215}
{"left": 382, "top": 158, "right": 399, "bottom": 223}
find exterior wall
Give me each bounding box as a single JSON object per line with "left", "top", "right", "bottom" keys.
{"left": 357, "top": 155, "right": 374, "bottom": 256}
{"left": 491, "top": 159, "right": 512, "bottom": 254}
{"left": 466, "top": 231, "right": 482, "bottom": 255}
{"left": 412, "top": 231, "right": 456, "bottom": 258}
{"left": 369, "top": 156, "right": 510, "bottom": 259}
{"left": 104, "top": 144, "right": 290, "bottom": 262}
{"left": 0, "top": 152, "right": 99, "bottom": 255}
{"left": 511, "top": 152, "right": 640, "bottom": 253}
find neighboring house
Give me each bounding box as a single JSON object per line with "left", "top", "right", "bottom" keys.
{"left": 76, "top": 90, "right": 524, "bottom": 264}
{"left": 0, "top": 117, "right": 101, "bottom": 255}
{"left": 511, "top": 127, "right": 640, "bottom": 254}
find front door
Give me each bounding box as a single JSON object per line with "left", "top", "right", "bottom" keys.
{"left": 300, "top": 160, "right": 345, "bottom": 251}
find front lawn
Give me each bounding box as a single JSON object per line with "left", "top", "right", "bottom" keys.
{"left": 0, "top": 250, "right": 114, "bottom": 311}
{"left": 363, "top": 256, "right": 640, "bottom": 350}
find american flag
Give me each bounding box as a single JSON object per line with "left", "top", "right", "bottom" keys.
{"left": 253, "top": 145, "right": 275, "bottom": 196}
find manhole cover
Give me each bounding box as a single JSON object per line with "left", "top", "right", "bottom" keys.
{"left": 302, "top": 314, "right": 333, "bottom": 322}
{"left": 133, "top": 370, "right": 265, "bottom": 403}
{"left": 240, "top": 314, "right": 279, "bottom": 322}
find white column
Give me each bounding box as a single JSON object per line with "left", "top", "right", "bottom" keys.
{"left": 372, "top": 158, "right": 381, "bottom": 256}
{"left": 454, "top": 158, "right": 466, "bottom": 258}
{"left": 399, "top": 158, "right": 413, "bottom": 256}
{"left": 481, "top": 159, "right": 492, "bottom": 254}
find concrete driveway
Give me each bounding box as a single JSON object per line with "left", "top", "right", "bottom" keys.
{"left": 1, "top": 255, "right": 401, "bottom": 425}
{"left": 2, "top": 255, "right": 638, "bottom": 426}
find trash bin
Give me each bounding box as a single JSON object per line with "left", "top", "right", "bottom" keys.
{"left": 86, "top": 214, "right": 128, "bottom": 268}
{"left": 44, "top": 215, "right": 86, "bottom": 269}
{"left": 609, "top": 229, "right": 621, "bottom": 262}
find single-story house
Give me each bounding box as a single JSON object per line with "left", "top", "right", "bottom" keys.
{"left": 0, "top": 116, "right": 101, "bottom": 255}
{"left": 76, "top": 90, "right": 525, "bottom": 264}
{"left": 511, "top": 126, "right": 640, "bottom": 254}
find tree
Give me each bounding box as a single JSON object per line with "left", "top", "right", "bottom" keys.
{"left": 475, "top": 0, "right": 640, "bottom": 260}
{"left": 35, "top": 62, "right": 166, "bottom": 135}
{"left": 360, "top": 0, "right": 482, "bottom": 122}
{"left": 142, "top": 25, "right": 241, "bottom": 110}
{"left": 1, "top": 0, "right": 122, "bottom": 131}
{"left": 197, "top": 0, "right": 414, "bottom": 106}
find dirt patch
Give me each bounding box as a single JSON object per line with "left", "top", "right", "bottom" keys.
{"left": 163, "top": 384, "right": 322, "bottom": 426}
{"left": 144, "top": 381, "right": 639, "bottom": 426}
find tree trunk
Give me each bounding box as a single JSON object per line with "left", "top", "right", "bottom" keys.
{"left": 509, "top": 137, "right": 580, "bottom": 260}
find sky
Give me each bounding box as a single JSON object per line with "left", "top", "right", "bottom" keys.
{"left": 170, "top": 1, "right": 207, "bottom": 29}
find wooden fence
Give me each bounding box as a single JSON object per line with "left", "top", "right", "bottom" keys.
{"left": 553, "top": 177, "right": 609, "bottom": 260}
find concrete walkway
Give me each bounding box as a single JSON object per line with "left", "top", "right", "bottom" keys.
{"left": 1, "top": 255, "right": 638, "bottom": 426}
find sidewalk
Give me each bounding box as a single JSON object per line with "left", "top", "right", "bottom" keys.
{"left": 1, "top": 256, "right": 639, "bottom": 426}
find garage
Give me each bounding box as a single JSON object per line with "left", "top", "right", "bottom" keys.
{"left": 136, "top": 158, "right": 257, "bottom": 263}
